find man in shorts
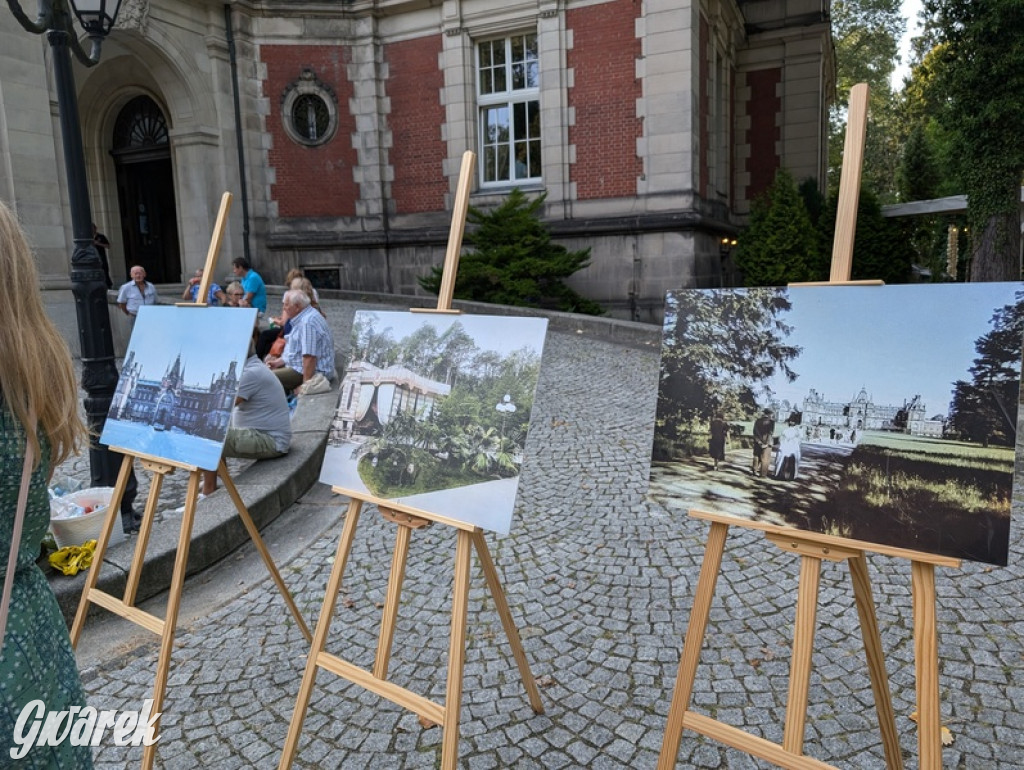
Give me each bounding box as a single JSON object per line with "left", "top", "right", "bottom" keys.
{"left": 199, "top": 333, "right": 292, "bottom": 498}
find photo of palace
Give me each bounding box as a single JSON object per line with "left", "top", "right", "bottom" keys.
{"left": 795, "top": 388, "right": 945, "bottom": 438}
{"left": 109, "top": 350, "right": 239, "bottom": 440}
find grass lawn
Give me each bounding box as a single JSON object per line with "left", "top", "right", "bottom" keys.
{"left": 812, "top": 430, "right": 1013, "bottom": 564}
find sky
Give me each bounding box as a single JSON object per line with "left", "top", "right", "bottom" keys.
{"left": 891, "top": 0, "right": 925, "bottom": 88}
{"left": 125, "top": 305, "right": 257, "bottom": 385}
{"left": 762, "top": 283, "right": 1023, "bottom": 419}
{"left": 355, "top": 310, "right": 548, "bottom": 359}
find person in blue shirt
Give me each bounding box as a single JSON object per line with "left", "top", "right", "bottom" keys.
{"left": 181, "top": 268, "right": 226, "bottom": 305}
{"left": 232, "top": 256, "right": 267, "bottom": 313}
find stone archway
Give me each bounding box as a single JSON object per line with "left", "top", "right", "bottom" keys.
{"left": 75, "top": 20, "right": 238, "bottom": 285}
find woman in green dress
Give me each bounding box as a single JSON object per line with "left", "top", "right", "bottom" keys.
{"left": 0, "top": 200, "right": 91, "bottom": 767}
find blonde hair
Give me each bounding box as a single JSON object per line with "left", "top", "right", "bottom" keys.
{"left": 0, "top": 201, "right": 86, "bottom": 467}
{"left": 289, "top": 276, "right": 315, "bottom": 303}
{"left": 284, "top": 268, "right": 305, "bottom": 285}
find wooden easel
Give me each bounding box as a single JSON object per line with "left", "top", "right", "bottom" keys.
{"left": 657, "top": 84, "right": 961, "bottom": 769}
{"left": 71, "top": 192, "right": 312, "bottom": 770}
{"left": 277, "top": 151, "right": 544, "bottom": 770}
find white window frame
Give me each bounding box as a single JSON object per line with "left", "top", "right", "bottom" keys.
{"left": 476, "top": 33, "right": 541, "bottom": 187}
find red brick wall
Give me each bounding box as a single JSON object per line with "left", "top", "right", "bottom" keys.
{"left": 745, "top": 67, "right": 781, "bottom": 203}
{"left": 385, "top": 35, "right": 447, "bottom": 214}
{"left": 567, "top": 0, "right": 643, "bottom": 200}
{"left": 262, "top": 45, "right": 358, "bottom": 218}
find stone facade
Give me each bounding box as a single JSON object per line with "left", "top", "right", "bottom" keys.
{"left": 0, "top": 0, "right": 832, "bottom": 320}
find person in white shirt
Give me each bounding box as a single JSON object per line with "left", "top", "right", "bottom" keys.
{"left": 116, "top": 265, "right": 158, "bottom": 322}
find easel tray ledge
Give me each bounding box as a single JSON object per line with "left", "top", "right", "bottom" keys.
{"left": 330, "top": 486, "right": 481, "bottom": 532}
{"left": 688, "top": 508, "right": 961, "bottom": 568}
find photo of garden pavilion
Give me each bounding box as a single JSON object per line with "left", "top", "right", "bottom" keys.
{"left": 649, "top": 283, "right": 1024, "bottom": 566}
{"left": 320, "top": 311, "right": 547, "bottom": 534}
{"left": 101, "top": 306, "right": 258, "bottom": 470}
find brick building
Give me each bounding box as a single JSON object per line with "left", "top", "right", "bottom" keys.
{"left": 0, "top": 0, "right": 833, "bottom": 320}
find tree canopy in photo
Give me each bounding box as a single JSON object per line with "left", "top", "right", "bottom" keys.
{"left": 655, "top": 289, "right": 800, "bottom": 452}
{"left": 947, "top": 293, "right": 1024, "bottom": 447}
{"left": 347, "top": 313, "right": 542, "bottom": 495}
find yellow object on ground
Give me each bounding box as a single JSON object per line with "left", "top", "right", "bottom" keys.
{"left": 48, "top": 539, "right": 97, "bottom": 576}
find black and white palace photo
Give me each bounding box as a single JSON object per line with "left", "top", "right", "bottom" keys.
{"left": 649, "top": 283, "right": 1024, "bottom": 565}
{"left": 101, "top": 306, "right": 258, "bottom": 470}
{"left": 320, "top": 311, "right": 547, "bottom": 534}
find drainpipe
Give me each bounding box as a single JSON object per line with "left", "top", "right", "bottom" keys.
{"left": 225, "top": 4, "right": 252, "bottom": 263}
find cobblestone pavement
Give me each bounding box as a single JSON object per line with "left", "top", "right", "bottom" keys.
{"left": 72, "top": 331, "right": 1024, "bottom": 768}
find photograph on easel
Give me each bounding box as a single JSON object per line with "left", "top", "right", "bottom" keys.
{"left": 649, "top": 283, "right": 1024, "bottom": 565}
{"left": 320, "top": 310, "right": 548, "bottom": 533}
{"left": 101, "top": 305, "right": 258, "bottom": 470}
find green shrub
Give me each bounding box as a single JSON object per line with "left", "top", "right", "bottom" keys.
{"left": 420, "top": 188, "right": 604, "bottom": 315}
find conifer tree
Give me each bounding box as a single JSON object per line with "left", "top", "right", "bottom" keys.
{"left": 735, "top": 169, "right": 817, "bottom": 286}
{"left": 420, "top": 189, "right": 603, "bottom": 315}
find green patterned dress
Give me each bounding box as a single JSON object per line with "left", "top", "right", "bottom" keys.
{"left": 0, "top": 404, "right": 93, "bottom": 768}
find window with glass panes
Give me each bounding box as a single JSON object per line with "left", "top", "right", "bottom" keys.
{"left": 477, "top": 34, "right": 540, "bottom": 185}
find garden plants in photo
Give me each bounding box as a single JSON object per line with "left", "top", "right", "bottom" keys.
{"left": 320, "top": 311, "right": 547, "bottom": 533}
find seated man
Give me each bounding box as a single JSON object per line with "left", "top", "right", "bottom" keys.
{"left": 182, "top": 268, "right": 227, "bottom": 305}
{"left": 198, "top": 332, "right": 293, "bottom": 498}
{"left": 266, "top": 289, "right": 335, "bottom": 393}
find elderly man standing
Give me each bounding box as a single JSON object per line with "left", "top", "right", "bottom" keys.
{"left": 116, "top": 265, "right": 158, "bottom": 322}
{"left": 266, "top": 289, "right": 335, "bottom": 393}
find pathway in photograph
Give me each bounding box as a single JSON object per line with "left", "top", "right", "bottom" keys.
{"left": 76, "top": 322, "right": 1024, "bottom": 769}
{"left": 649, "top": 441, "right": 854, "bottom": 530}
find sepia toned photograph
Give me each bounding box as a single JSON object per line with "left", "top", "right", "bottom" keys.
{"left": 649, "top": 283, "right": 1024, "bottom": 565}
{"left": 320, "top": 311, "right": 548, "bottom": 534}
{"left": 101, "top": 305, "right": 259, "bottom": 470}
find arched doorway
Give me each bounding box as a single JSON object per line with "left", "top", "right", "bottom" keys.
{"left": 112, "top": 95, "right": 180, "bottom": 283}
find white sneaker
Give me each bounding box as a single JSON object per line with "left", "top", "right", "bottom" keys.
{"left": 174, "top": 493, "right": 207, "bottom": 514}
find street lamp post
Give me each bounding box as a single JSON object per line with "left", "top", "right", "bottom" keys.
{"left": 495, "top": 393, "right": 516, "bottom": 443}
{"left": 7, "top": 0, "right": 124, "bottom": 487}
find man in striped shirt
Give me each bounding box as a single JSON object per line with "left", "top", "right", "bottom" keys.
{"left": 266, "top": 289, "right": 335, "bottom": 392}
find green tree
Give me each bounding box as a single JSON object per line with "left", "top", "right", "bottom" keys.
{"left": 920, "top": 0, "right": 1024, "bottom": 280}
{"left": 812, "top": 187, "right": 914, "bottom": 283}
{"left": 897, "top": 125, "right": 941, "bottom": 203}
{"left": 895, "top": 125, "right": 948, "bottom": 279}
{"left": 654, "top": 288, "right": 800, "bottom": 459}
{"left": 735, "top": 169, "right": 817, "bottom": 286}
{"left": 419, "top": 188, "right": 603, "bottom": 315}
{"left": 828, "top": 0, "right": 906, "bottom": 198}
{"left": 948, "top": 293, "right": 1024, "bottom": 446}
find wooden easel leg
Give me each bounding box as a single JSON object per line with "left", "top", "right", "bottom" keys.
{"left": 70, "top": 453, "right": 134, "bottom": 648}
{"left": 278, "top": 499, "right": 363, "bottom": 770}
{"left": 849, "top": 556, "right": 903, "bottom": 769}
{"left": 218, "top": 461, "right": 312, "bottom": 643}
{"left": 782, "top": 554, "right": 821, "bottom": 756}
{"left": 912, "top": 560, "right": 942, "bottom": 770}
{"left": 373, "top": 524, "right": 413, "bottom": 680}
{"left": 123, "top": 464, "right": 170, "bottom": 606}
{"left": 657, "top": 521, "right": 729, "bottom": 770}
{"left": 440, "top": 529, "right": 473, "bottom": 770}
{"left": 142, "top": 470, "right": 202, "bottom": 770}
{"left": 470, "top": 530, "right": 544, "bottom": 713}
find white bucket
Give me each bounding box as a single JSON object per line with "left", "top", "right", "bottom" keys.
{"left": 49, "top": 487, "right": 126, "bottom": 549}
